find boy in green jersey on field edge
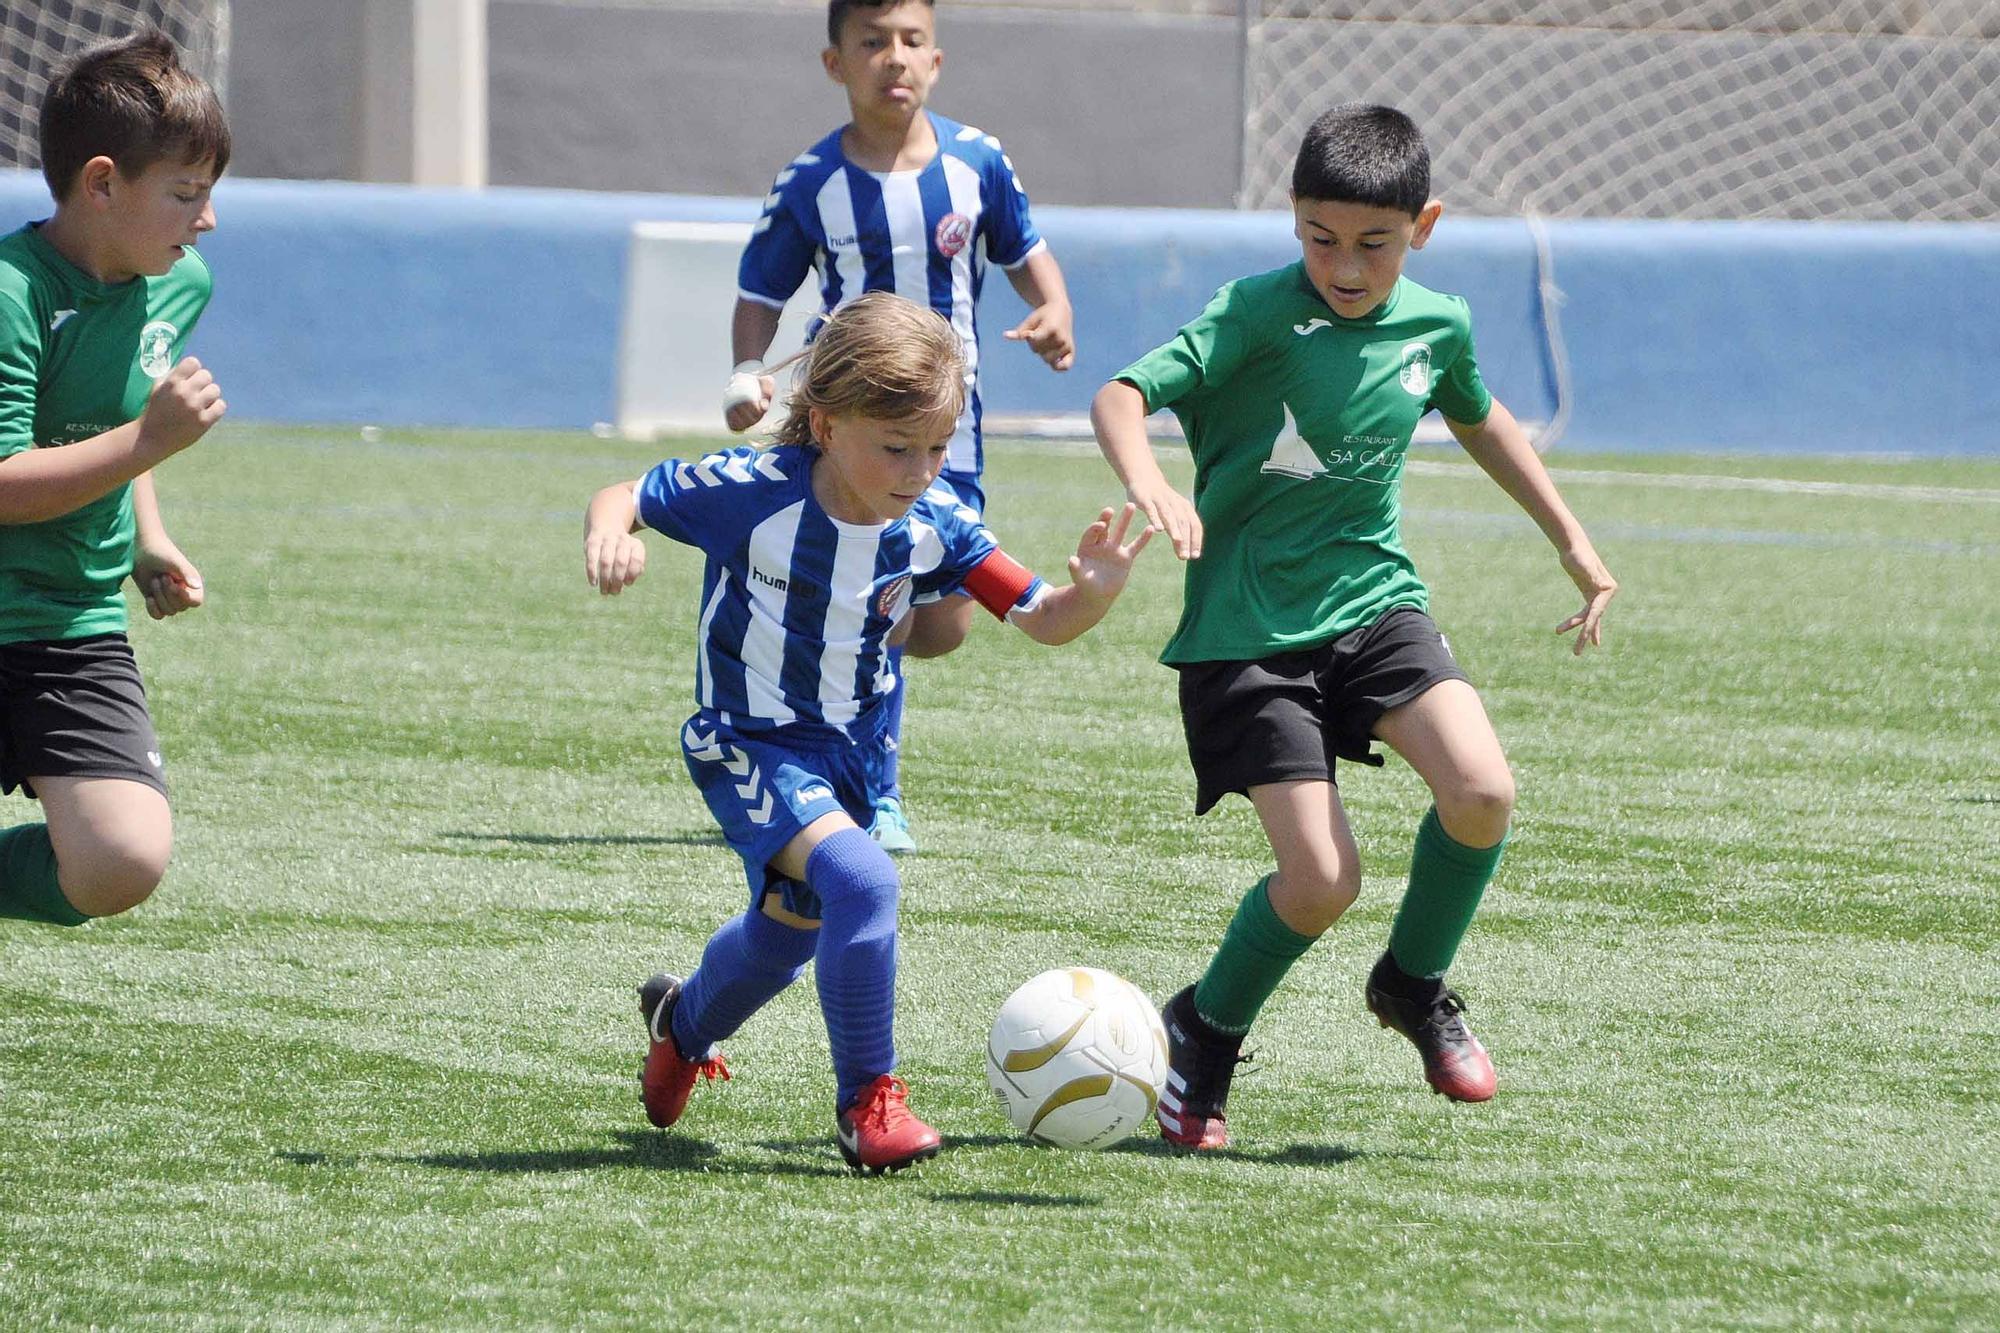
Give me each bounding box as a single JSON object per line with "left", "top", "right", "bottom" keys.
{"left": 1093, "top": 104, "right": 1618, "bottom": 1148}
{"left": 0, "top": 31, "right": 229, "bottom": 927}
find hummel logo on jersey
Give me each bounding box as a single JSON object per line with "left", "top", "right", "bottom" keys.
{"left": 1294, "top": 318, "right": 1333, "bottom": 337}
{"left": 751, "top": 567, "right": 790, "bottom": 594}
{"left": 49, "top": 309, "right": 77, "bottom": 332}
{"left": 795, "top": 784, "right": 834, "bottom": 806}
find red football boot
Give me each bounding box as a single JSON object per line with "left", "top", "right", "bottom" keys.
{"left": 637, "top": 973, "right": 731, "bottom": 1128}
{"left": 1155, "top": 986, "right": 1246, "bottom": 1151}
{"left": 1364, "top": 964, "right": 1497, "bottom": 1103}
{"left": 836, "top": 1075, "right": 941, "bottom": 1174}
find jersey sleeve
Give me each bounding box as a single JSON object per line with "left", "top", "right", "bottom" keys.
{"left": 171, "top": 249, "right": 214, "bottom": 350}
{"left": 960, "top": 547, "right": 1046, "bottom": 621}
{"left": 1427, "top": 297, "right": 1493, "bottom": 425}
{"left": 913, "top": 503, "right": 1047, "bottom": 619}
{"left": 634, "top": 446, "right": 784, "bottom": 551}
{"left": 738, "top": 167, "right": 820, "bottom": 309}
{"left": 980, "top": 139, "right": 1044, "bottom": 271}
{"left": 1112, "top": 282, "right": 1249, "bottom": 414}
{"left": 0, "top": 290, "right": 41, "bottom": 459}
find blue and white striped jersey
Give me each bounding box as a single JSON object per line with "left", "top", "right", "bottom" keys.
{"left": 636, "top": 444, "right": 1047, "bottom": 744}
{"left": 738, "top": 111, "right": 1046, "bottom": 482}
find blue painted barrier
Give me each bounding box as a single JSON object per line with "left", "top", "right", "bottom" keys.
{"left": 5, "top": 170, "right": 1993, "bottom": 452}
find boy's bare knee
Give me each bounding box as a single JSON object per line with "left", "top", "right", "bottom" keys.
{"left": 59, "top": 840, "right": 171, "bottom": 918}
{"left": 1440, "top": 770, "right": 1516, "bottom": 844}
{"left": 1270, "top": 857, "right": 1360, "bottom": 936}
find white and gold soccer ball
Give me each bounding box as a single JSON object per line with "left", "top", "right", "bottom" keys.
{"left": 985, "top": 967, "right": 1169, "bottom": 1150}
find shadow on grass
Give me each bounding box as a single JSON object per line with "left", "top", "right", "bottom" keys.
{"left": 1105, "top": 1137, "right": 1378, "bottom": 1167}
{"left": 282, "top": 1131, "right": 848, "bottom": 1179}
{"left": 435, "top": 829, "right": 728, "bottom": 849}
{"left": 937, "top": 1132, "right": 1388, "bottom": 1169}
{"left": 927, "top": 1190, "right": 1101, "bottom": 1208}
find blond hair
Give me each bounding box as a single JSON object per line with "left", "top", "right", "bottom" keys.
{"left": 771, "top": 292, "right": 966, "bottom": 447}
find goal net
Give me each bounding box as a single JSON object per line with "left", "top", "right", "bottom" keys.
{"left": 1, "top": 0, "right": 230, "bottom": 174}
{"left": 1240, "top": 2, "right": 2000, "bottom": 221}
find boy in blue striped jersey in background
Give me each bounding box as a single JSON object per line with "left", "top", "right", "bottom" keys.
{"left": 721, "top": 0, "right": 1075, "bottom": 855}
{"left": 586, "top": 294, "right": 1148, "bottom": 1173}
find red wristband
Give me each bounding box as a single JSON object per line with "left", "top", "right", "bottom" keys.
{"left": 962, "top": 548, "right": 1037, "bottom": 619}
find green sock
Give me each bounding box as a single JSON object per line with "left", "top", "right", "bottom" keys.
{"left": 1192, "top": 875, "right": 1317, "bottom": 1035}
{"left": 0, "top": 821, "right": 86, "bottom": 926}
{"left": 1387, "top": 806, "right": 1505, "bottom": 979}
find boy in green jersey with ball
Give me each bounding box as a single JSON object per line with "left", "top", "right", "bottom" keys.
{"left": 0, "top": 31, "right": 229, "bottom": 927}
{"left": 1093, "top": 104, "right": 1617, "bottom": 1148}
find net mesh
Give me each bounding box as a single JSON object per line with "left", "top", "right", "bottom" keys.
{"left": 1241, "top": 1, "right": 2000, "bottom": 220}
{"left": 0, "top": 0, "right": 230, "bottom": 174}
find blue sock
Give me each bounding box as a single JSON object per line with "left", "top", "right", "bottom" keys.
{"left": 879, "top": 647, "right": 906, "bottom": 800}
{"left": 807, "top": 828, "right": 902, "bottom": 1108}
{"left": 671, "top": 903, "right": 817, "bottom": 1059}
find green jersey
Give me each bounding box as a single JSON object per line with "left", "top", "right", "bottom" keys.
{"left": 0, "top": 223, "right": 211, "bottom": 643}
{"left": 1117, "top": 263, "right": 1492, "bottom": 665}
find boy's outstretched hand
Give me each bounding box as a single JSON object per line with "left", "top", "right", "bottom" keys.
{"left": 133, "top": 539, "right": 204, "bottom": 620}
{"left": 1067, "top": 502, "right": 1154, "bottom": 602}
{"left": 1004, "top": 301, "right": 1076, "bottom": 372}
{"left": 1125, "top": 478, "right": 1202, "bottom": 561}
{"left": 1555, "top": 545, "right": 1618, "bottom": 654}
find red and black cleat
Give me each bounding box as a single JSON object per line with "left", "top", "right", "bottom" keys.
{"left": 638, "top": 972, "right": 731, "bottom": 1129}
{"left": 1155, "top": 986, "right": 1247, "bottom": 1150}
{"left": 1365, "top": 973, "right": 1496, "bottom": 1103}
{"left": 837, "top": 1074, "right": 942, "bottom": 1174}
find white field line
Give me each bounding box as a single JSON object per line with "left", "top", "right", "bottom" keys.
{"left": 1405, "top": 459, "right": 2000, "bottom": 505}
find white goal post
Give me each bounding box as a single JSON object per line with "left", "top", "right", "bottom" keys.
{"left": 615, "top": 220, "right": 818, "bottom": 441}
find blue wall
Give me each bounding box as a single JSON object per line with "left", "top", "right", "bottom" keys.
{"left": 5, "top": 171, "right": 1994, "bottom": 453}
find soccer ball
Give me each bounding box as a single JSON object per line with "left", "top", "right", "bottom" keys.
{"left": 985, "top": 967, "right": 1169, "bottom": 1150}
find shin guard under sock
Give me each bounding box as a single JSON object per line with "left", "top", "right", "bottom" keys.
{"left": 806, "top": 828, "right": 902, "bottom": 1108}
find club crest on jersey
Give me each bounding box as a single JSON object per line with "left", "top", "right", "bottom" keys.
{"left": 934, "top": 213, "right": 974, "bottom": 259}
{"left": 875, "top": 573, "right": 911, "bottom": 619}
{"left": 138, "top": 321, "right": 178, "bottom": 379}
{"left": 1399, "top": 343, "right": 1433, "bottom": 397}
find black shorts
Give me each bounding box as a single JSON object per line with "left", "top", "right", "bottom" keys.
{"left": 0, "top": 633, "right": 167, "bottom": 800}
{"left": 1176, "top": 607, "right": 1468, "bottom": 815}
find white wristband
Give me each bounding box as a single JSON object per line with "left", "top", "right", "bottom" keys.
{"left": 722, "top": 360, "right": 767, "bottom": 415}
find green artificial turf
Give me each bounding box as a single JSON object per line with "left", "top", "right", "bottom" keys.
{"left": 2, "top": 425, "right": 1994, "bottom": 1328}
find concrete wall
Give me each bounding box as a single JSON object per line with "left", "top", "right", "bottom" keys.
{"left": 225, "top": 0, "right": 1242, "bottom": 207}
{"left": 3, "top": 171, "right": 1994, "bottom": 453}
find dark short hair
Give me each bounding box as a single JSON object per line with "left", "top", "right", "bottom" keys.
{"left": 1292, "top": 103, "right": 1429, "bottom": 216}
{"left": 38, "top": 29, "right": 231, "bottom": 200}
{"left": 827, "top": 0, "right": 935, "bottom": 47}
